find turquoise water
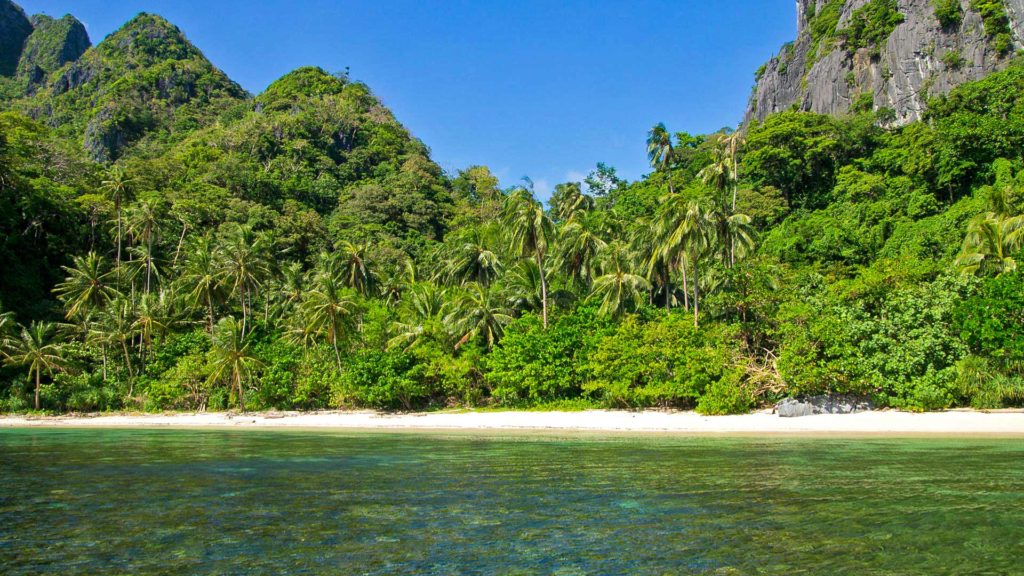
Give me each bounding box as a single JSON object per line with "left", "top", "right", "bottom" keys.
{"left": 1, "top": 430, "right": 1022, "bottom": 575}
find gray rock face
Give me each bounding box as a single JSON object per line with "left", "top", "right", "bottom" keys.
{"left": 0, "top": 0, "right": 32, "bottom": 77}
{"left": 776, "top": 395, "right": 875, "bottom": 417}
{"left": 746, "top": 0, "right": 1024, "bottom": 126}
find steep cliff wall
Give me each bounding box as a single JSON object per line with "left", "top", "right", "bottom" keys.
{"left": 746, "top": 0, "right": 1024, "bottom": 125}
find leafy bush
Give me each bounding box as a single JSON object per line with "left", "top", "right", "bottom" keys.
{"left": 838, "top": 0, "right": 905, "bottom": 57}
{"left": 338, "top": 349, "right": 426, "bottom": 410}
{"left": 583, "top": 314, "right": 731, "bottom": 408}
{"left": 696, "top": 369, "right": 755, "bottom": 415}
{"left": 933, "top": 0, "right": 964, "bottom": 28}
{"left": 486, "top": 308, "right": 612, "bottom": 406}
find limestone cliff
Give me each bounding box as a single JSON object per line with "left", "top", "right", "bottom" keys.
{"left": 746, "top": 0, "right": 1024, "bottom": 125}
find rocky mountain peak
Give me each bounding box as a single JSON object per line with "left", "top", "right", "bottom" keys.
{"left": 746, "top": 0, "right": 1024, "bottom": 126}
{"left": 16, "top": 14, "right": 91, "bottom": 85}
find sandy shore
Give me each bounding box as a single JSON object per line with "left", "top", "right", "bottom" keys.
{"left": 2, "top": 409, "right": 1024, "bottom": 435}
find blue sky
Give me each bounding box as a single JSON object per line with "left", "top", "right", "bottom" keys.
{"left": 20, "top": 1, "right": 796, "bottom": 198}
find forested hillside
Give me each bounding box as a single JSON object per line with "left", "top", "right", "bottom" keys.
{"left": 0, "top": 1, "right": 1020, "bottom": 413}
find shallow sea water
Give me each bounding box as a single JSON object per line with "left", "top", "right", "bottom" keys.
{"left": 1, "top": 429, "right": 1022, "bottom": 575}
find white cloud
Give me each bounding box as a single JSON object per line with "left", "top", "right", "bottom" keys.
{"left": 565, "top": 170, "right": 586, "bottom": 184}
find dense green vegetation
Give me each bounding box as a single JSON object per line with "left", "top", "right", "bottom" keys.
{"left": 0, "top": 5, "right": 1022, "bottom": 414}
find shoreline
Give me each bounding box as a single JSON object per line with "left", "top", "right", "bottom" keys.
{"left": 2, "top": 409, "right": 1024, "bottom": 436}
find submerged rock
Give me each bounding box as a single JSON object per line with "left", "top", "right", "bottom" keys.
{"left": 776, "top": 395, "right": 875, "bottom": 417}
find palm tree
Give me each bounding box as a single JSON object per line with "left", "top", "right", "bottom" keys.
{"left": 445, "top": 283, "right": 513, "bottom": 350}
{"left": 178, "top": 235, "right": 226, "bottom": 332}
{"left": 132, "top": 291, "right": 172, "bottom": 371}
{"left": 655, "top": 197, "right": 714, "bottom": 326}
{"left": 54, "top": 252, "right": 119, "bottom": 320}
{"left": 590, "top": 241, "right": 650, "bottom": 319}
{"left": 956, "top": 212, "right": 1024, "bottom": 275}
{"left": 94, "top": 297, "right": 138, "bottom": 379}
{"left": 208, "top": 316, "right": 262, "bottom": 412}
{"left": 218, "top": 224, "right": 271, "bottom": 336}
{"left": 100, "top": 165, "right": 134, "bottom": 271}
{"left": 503, "top": 188, "right": 555, "bottom": 328}
{"left": 297, "top": 253, "right": 360, "bottom": 368}
{"left": 440, "top": 226, "right": 503, "bottom": 288}
{"left": 0, "top": 308, "right": 15, "bottom": 357}
{"left": 647, "top": 123, "right": 675, "bottom": 194}
{"left": 557, "top": 210, "right": 607, "bottom": 291}
{"left": 4, "top": 322, "right": 68, "bottom": 410}
{"left": 125, "top": 200, "right": 162, "bottom": 294}
{"left": 336, "top": 240, "right": 376, "bottom": 297}
{"left": 387, "top": 282, "right": 449, "bottom": 351}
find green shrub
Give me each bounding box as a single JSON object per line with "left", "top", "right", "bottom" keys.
{"left": 583, "top": 314, "right": 730, "bottom": 408}
{"left": 486, "top": 307, "right": 612, "bottom": 406}
{"left": 696, "top": 370, "right": 755, "bottom": 415}
{"left": 933, "top": 0, "right": 964, "bottom": 28}
{"left": 838, "top": 0, "right": 905, "bottom": 57}
{"left": 338, "top": 349, "right": 426, "bottom": 410}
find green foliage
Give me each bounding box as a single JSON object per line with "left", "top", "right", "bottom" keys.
{"left": 933, "top": 0, "right": 964, "bottom": 28}
{"left": 837, "top": 0, "right": 905, "bottom": 57}
{"left": 486, "top": 309, "right": 612, "bottom": 406}
{"left": 583, "top": 314, "right": 734, "bottom": 409}
{"left": 337, "top": 349, "right": 427, "bottom": 410}
{"left": 941, "top": 49, "right": 966, "bottom": 70}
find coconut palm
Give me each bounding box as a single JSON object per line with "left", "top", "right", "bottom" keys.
{"left": 178, "top": 235, "right": 227, "bottom": 332}
{"left": 4, "top": 322, "right": 68, "bottom": 410}
{"left": 387, "top": 282, "right": 449, "bottom": 351}
{"left": 208, "top": 316, "right": 262, "bottom": 412}
{"left": 557, "top": 210, "right": 607, "bottom": 291}
{"left": 646, "top": 123, "right": 675, "bottom": 194}
{"left": 54, "top": 252, "right": 119, "bottom": 320}
{"left": 956, "top": 212, "right": 1024, "bottom": 275}
{"left": 94, "top": 297, "right": 138, "bottom": 379}
{"left": 336, "top": 240, "right": 376, "bottom": 297}
{"left": 445, "top": 283, "right": 513, "bottom": 350}
{"left": 100, "top": 165, "right": 134, "bottom": 270}
{"left": 217, "top": 224, "right": 271, "bottom": 336}
{"left": 503, "top": 188, "right": 555, "bottom": 328}
{"left": 591, "top": 241, "right": 650, "bottom": 319}
{"left": 297, "top": 253, "right": 360, "bottom": 367}
{"left": 125, "top": 200, "right": 162, "bottom": 293}
{"left": 655, "top": 197, "right": 714, "bottom": 325}
{"left": 440, "top": 225, "right": 503, "bottom": 288}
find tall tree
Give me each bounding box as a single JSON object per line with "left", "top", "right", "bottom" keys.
{"left": 647, "top": 123, "right": 676, "bottom": 194}
{"left": 99, "top": 165, "right": 134, "bottom": 273}
{"left": 54, "top": 252, "right": 119, "bottom": 320}
{"left": 591, "top": 241, "right": 650, "bottom": 319}
{"left": 208, "top": 316, "right": 262, "bottom": 412}
{"left": 4, "top": 322, "right": 68, "bottom": 410}
{"left": 503, "top": 188, "right": 555, "bottom": 328}
{"left": 956, "top": 212, "right": 1024, "bottom": 275}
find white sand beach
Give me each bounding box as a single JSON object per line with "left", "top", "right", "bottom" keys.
{"left": 2, "top": 409, "right": 1024, "bottom": 435}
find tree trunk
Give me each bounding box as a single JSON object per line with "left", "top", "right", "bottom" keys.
{"left": 34, "top": 369, "right": 40, "bottom": 411}
{"left": 692, "top": 258, "right": 700, "bottom": 328}
{"left": 537, "top": 254, "right": 548, "bottom": 329}
{"left": 172, "top": 224, "right": 188, "bottom": 268}
{"left": 681, "top": 259, "right": 689, "bottom": 311}
{"left": 236, "top": 371, "right": 245, "bottom": 413}
{"left": 116, "top": 201, "right": 122, "bottom": 269}
{"left": 207, "top": 293, "right": 215, "bottom": 333}
{"left": 664, "top": 262, "right": 671, "bottom": 312}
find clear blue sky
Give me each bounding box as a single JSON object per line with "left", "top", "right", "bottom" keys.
{"left": 20, "top": 1, "right": 795, "bottom": 198}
